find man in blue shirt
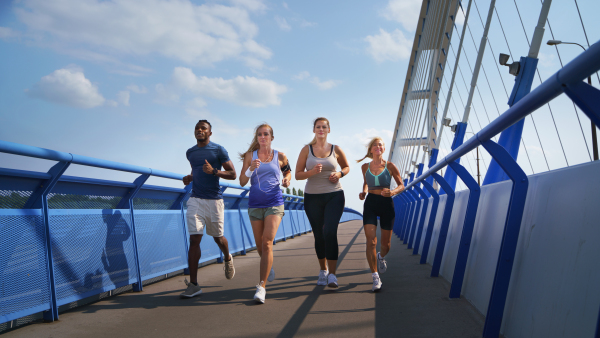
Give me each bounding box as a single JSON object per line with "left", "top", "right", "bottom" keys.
{"left": 180, "top": 120, "right": 237, "bottom": 298}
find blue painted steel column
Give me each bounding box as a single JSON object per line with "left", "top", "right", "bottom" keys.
{"left": 481, "top": 139, "right": 529, "bottom": 338}
{"left": 398, "top": 195, "right": 410, "bottom": 240}
{"left": 483, "top": 57, "right": 538, "bottom": 185}
{"left": 407, "top": 189, "right": 421, "bottom": 248}
{"left": 233, "top": 190, "right": 249, "bottom": 254}
{"left": 447, "top": 162, "right": 480, "bottom": 299}
{"left": 116, "top": 174, "right": 150, "bottom": 292}
{"left": 419, "top": 180, "right": 439, "bottom": 264}
{"left": 430, "top": 172, "right": 455, "bottom": 277}
{"left": 24, "top": 161, "right": 71, "bottom": 322}
{"left": 440, "top": 122, "right": 467, "bottom": 195}
{"left": 401, "top": 192, "right": 416, "bottom": 243}
{"left": 412, "top": 185, "right": 429, "bottom": 255}
{"left": 176, "top": 185, "right": 193, "bottom": 275}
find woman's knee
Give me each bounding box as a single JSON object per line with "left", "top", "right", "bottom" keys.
{"left": 262, "top": 237, "right": 274, "bottom": 252}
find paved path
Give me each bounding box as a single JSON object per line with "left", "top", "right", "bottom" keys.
{"left": 4, "top": 220, "right": 484, "bottom": 337}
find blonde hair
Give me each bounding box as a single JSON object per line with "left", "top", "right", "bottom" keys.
{"left": 308, "top": 117, "right": 330, "bottom": 145}
{"left": 357, "top": 137, "right": 385, "bottom": 163}
{"left": 239, "top": 123, "right": 274, "bottom": 161}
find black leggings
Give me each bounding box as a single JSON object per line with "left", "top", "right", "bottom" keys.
{"left": 303, "top": 191, "right": 345, "bottom": 260}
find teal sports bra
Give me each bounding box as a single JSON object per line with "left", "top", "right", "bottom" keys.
{"left": 366, "top": 162, "right": 392, "bottom": 189}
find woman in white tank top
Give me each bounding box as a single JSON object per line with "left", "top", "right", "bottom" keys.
{"left": 295, "top": 117, "right": 350, "bottom": 289}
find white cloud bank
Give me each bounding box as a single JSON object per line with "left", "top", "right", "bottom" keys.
{"left": 365, "top": 28, "right": 412, "bottom": 62}
{"left": 381, "top": 0, "right": 422, "bottom": 32}
{"left": 26, "top": 68, "right": 105, "bottom": 108}
{"left": 14, "top": 0, "right": 271, "bottom": 68}
{"left": 169, "top": 67, "right": 287, "bottom": 107}
{"left": 292, "top": 71, "right": 340, "bottom": 90}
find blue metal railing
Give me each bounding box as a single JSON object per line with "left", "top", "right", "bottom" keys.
{"left": 393, "top": 41, "right": 600, "bottom": 338}
{"left": 0, "top": 141, "right": 363, "bottom": 325}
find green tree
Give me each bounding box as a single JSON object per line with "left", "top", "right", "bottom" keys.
{"left": 292, "top": 187, "right": 297, "bottom": 195}
{"left": 298, "top": 188, "right": 304, "bottom": 197}
{"left": 286, "top": 187, "right": 291, "bottom": 195}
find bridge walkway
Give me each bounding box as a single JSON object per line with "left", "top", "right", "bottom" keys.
{"left": 3, "top": 220, "right": 484, "bottom": 338}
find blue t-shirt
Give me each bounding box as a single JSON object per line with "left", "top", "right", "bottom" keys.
{"left": 186, "top": 142, "right": 230, "bottom": 199}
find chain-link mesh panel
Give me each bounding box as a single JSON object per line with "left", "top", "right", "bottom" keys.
{"left": 0, "top": 190, "right": 32, "bottom": 209}
{"left": 0, "top": 213, "right": 51, "bottom": 320}
{"left": 134, "top": 211, "right": 187, "bottom": 279}
{"left": 133, "top": 198, "right": 174, "bottom": 210}
{"left": 49, "top": 211, "right": 138, "bottom": 304}
{"left": 47, "top": 194, "right": 120, "bottom": 209}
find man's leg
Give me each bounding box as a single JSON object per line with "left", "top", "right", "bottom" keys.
{"left": 188, "top": 234, "right": 203, "bottom": 284}
{"left": 213, "top": 236, "right": 231, "bottom": 261}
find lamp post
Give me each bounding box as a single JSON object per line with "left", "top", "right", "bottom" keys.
{"left": 547, "top": 40, "right": 599, "bottom": 161}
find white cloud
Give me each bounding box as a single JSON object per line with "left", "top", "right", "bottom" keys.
{"left": 117, "top": 91, "right": 130, "bottom": 106}
{"left": 14, "top": 0, "right": 271, "bottom": 67}
{"left": 293, "top": 71, "right": 311, "bottom": 80}
{"left": 538, "top": 52, "right": 556, "bottom": 68}
{"left": 292, "top": 71, "right": 339, "bottom": 90}
{"left": 381, "top": 0, "right": 421, "bottom": 32}
{"left": 282, "top": 2, "right": 289, "bottom": 10}
{"left": 365, "top": 28, "right": 412, "bottom": 62}
{"left": 275, "top": 16, "right": 291, "bottom": 31}
{"left": 0, "top": 27, "right": 18, "bottom": 39}
{"left": 126, "top": 85, "right": 148, "bottom": 94}
{"left": 310, "top": 77, "right": 339, "bottom": 90}
{"left": 170, "top": 67, "right": 287, "bottom": 107}
{"left": 455, "top": 8, "right": 465, "bottom": 26}
{"left": 299, "top": 19, "right": 317, "bottom": 28}
{"left": 26, "top": 67, "right": 105, "bottom": 108}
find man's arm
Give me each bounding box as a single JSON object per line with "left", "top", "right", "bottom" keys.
{"left": 218, "top": 160, "right": 237, "bottom": 180}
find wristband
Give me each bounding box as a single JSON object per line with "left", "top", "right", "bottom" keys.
{"left": 244, "top": 167, "right": 254, "bottom": 178}
{"left": 339, "top": 171, "right": 345, "bottom": 178}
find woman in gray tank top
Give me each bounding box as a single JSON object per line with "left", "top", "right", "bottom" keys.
{"left": 295, "top": 117, "right": 350, "bottom": 289}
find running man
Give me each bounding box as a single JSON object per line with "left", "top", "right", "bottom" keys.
{"left": 358, "top": 137, "right": 404, "bottom": 292}
{"left": 180, "top": 119, "right": 237, "bottom": 298}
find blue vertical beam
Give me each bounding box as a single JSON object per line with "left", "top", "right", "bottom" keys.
{"left": 117, "top": 174, "right": 150, "bottom": 292}
{"left": 178, "top": 185, "right": 193, "bottom": 275}
{"left": 402, "top": 192, "right": 416, "bottom": 242}
{"left": 233, "top": 190, "right": 249, "bottom": 254}
{"left": 24, "top": 161, "right": 71, "bottom": 322}
{"left": 483, "top": 57, "right": 538, "bottom": 185}
{"left": 563, "top": 80, "right": 600, "bottom": 127}
{"left": 481, "top": 139, "right": 528, "bottom": 338}
{"left": 419, "top": 180, "right": 439, "bottom": 264}
{"left": 392, "top": 196, "right": 405, "bottom": 238}
{"left": 293, "top": 198, "right": 303, "bottom": 236}
{"left": 447, "top": 161, "right": 480, "bottom": 299}
{"left": 398, "top": 195, "right": 410, "bottom": 240}
{"left": 407, "top": 189, "right": 421, "bottom": 248}
{"left": 412, "top": 185, "right": 429, "bottom": 255}
{"left": 430, "top": 172, "right": 455, "bottom": 277}
{"left": 440, "top": 122, "right": 467, "bottom": 195}
{"left": 285, "top": 198, "right": 295, "bottom": 238}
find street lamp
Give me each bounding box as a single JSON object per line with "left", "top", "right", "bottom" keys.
{"left": 547, "top": 39, "right": 599, "bottom": 161}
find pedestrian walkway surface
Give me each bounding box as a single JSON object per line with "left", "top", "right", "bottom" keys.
{"left": 4, "top": 220, "right": 484, "bottom": 337}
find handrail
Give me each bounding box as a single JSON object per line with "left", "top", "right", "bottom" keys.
{"left": 0, "top": 139, "right": 303, "bottom": 201}
{"left": 404, "top": 40, "right": 600, "bottom": 190}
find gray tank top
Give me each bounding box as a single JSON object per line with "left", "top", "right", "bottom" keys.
{"left": 304, "top": 145, "right": 343, "bottom": 194}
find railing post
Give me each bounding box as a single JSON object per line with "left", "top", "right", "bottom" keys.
{"left": 412, "top": 185, "right": 429, "bottom": 255}
{"left": 563, "top": 80, "right": 600, "bottom": 128}
{"left": 402, "top": 191, "right": 417, "bottom": 244}
{"left": 232, "top": 190, "right": 249, "bottom": 254}
{"left": 430, "top": 172, "right": 455, "bottom": 277}
{"left": 407, "top": 189, "right": 421, "bottom": 248}
{"left": 419, "top": 180, "right": 439, "bottom": 264}
{"left": 176, "top": 185, "right": 193, "bottom": 275}
{"left": 447, "top": 161, "right": 480, "bottom": 299}
{"left": 480, "top": 139, "right": 529, "bottom": 338}
{"left": 116, "top": 174, "right": 150, "bottom": 292}
{"left": 24, "top": 161, "right": 71, "bottom": 322}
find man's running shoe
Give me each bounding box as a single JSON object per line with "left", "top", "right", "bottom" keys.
{"left": 180, "top": 278, "right": 202, "bottom": 298}
{"left": 224, "top": 255, "right": 235, "bottom": 279}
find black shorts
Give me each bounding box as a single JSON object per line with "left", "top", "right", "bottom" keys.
{"left": 363, "top": 194, "right": 395, "bottom": 230}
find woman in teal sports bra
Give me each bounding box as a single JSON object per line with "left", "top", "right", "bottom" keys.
{"left": 358, "top": 137, "right": 404, "bottom": 292}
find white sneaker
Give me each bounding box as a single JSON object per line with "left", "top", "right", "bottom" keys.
{"left": 377, "top": 252, "right": 387, "bottom": 274}
{"left": 267, "top": 267, "right": 275, "bottom": 282}
{"left": 254, "top": 283, "right": 266, "bottom": 304}
{"left": 327, "top": 274, "right": 338, "bottom": 288}
{"left": 317, "top": 269, "right": 329, "bottom": 286}
{"left": 372, "top": 275, "right": 382, "bottom": 292}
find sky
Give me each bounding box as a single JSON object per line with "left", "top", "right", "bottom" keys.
{"left": 1, "top": 0, "right": 599, "bottom": 210}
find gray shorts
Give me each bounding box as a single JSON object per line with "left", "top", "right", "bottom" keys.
{"left": 248, "top": 205, "right": 285, "bottom": 221}
{"left": 186, "top": 197, "right": 224, "bottom": 237}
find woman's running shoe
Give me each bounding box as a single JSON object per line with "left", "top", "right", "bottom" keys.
{"left": 377, "top": 252, "right": 387, "bottom": 273}
{"left": 327, "top": 274, "right": 338, "bottom": 288}
{"left": 317, "top": 269, "right": 329, "bottom": 286}
{"left": 254, "top": 283, "right": 266, "bottom": 304}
